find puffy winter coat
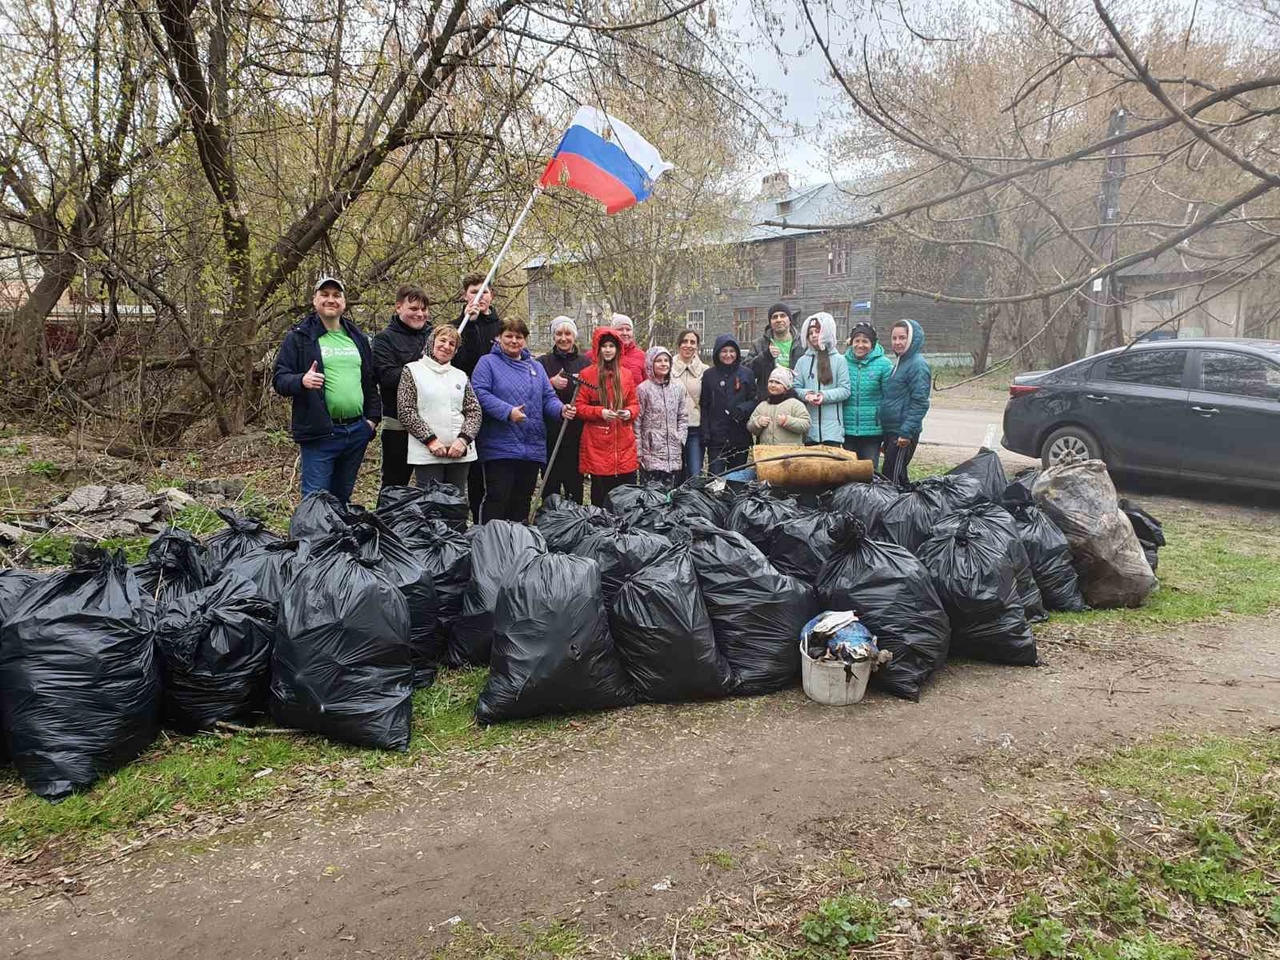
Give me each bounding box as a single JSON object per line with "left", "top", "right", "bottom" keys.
{"left": 577, "top": 328, "right": 640, "bottom": 477}
{"left": 272, "top": 311, "right": 381, "bottom": 443}
{"left": 636, "top": 346, "right": 688, "bottom": 472}
{"left": 747, "top": 313, "right": 804, "bottom": 399}
{"left": 792, "top": 312, "right": 852, "bottom": 445}
{"left": 880, "top": 319, "right": 932, "bottom": 439}
{"left": 470, "top": 342, "right": 564, "bottom": 463}
{"left": 699, "top": 334, "right": 757, "bottom": 452}
{"left": 748, "top": 394, "right": 810, "bottom": 446}
{"left": 585, "top": 339, "right": 647, "bottom": 385}
{"left": 842, "top": 342, "right": 894, "bottom": 437}
{"left": 371, "top": 314, "right": 432, "bottom": 426}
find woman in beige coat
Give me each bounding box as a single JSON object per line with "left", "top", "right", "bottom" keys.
{"left": 672, "top": 328, "right": 708, "bottom": 477}
{"left": 748, "top": 366, "right": 811, "bottom": 446}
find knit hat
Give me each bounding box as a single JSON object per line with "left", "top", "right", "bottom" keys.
{"left": 550, "top": 315, "right": 578, "bottom": 338}
{"left": 766, "top": 303, "right": 793, "bottom": 324}
{"left": 768, "top": 366, "right": 795, "bottom": 389}
{"left": 849, "top": 321, "right": 877, "bottom": 346}
{"left": 611, "top": 313, "right": 634, "bottom": 331}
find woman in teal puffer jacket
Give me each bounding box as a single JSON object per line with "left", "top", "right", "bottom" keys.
{"left": 879, "top": 319, "right": 931, "bottom": 485}
{"left": 841, "top": 321, "right": 893, "bottom": 471}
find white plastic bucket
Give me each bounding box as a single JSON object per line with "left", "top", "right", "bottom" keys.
{"left": 800, "top": 639, "right": 872, "bottom": 706}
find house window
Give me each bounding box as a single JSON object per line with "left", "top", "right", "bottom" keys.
{"left": 685, "top": 309, "right": 705, "bottom": 339}
{"left": 782, "top": 239, "right": 797, "bottom": 296}
{"left": 777, "top": 200, "right": 793, "bottom": 217}
{"left": 828, "top": 240, "right": 848, "bottom": 277}
{"left": 824, "top": 301, "right": 850, "bottom": 339}
{"left": 733, "top": 307, "right": 758, "bottom": 344}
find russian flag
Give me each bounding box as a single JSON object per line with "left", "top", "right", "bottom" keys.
{"left": 539, "top": 106, "right": 674, "bottom": 214}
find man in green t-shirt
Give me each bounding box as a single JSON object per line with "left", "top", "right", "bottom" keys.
{"left": 748, "top": 302, "right": 802, "bottom": 400}
{"left": 271, "top": 277, "right": 382, "bottom": 503}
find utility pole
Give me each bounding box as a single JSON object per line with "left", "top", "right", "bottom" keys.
{"left": 1085, "top": 108, "right": 1127, "bottom": 355}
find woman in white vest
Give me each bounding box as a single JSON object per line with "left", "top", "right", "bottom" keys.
{"left": 397, "top": 324, "right": 482, "bottom": 489}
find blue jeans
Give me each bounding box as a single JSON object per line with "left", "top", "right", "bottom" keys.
{"left": 683, "top": 426, "right": 704, "bottom": 478}
{"left": 300, "top": 420, "right": 373, "bottom": 503}
{"left": 843, "top": 435, "right": 883, "bottom": 473}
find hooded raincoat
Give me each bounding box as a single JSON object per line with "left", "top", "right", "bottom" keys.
{"left": 635, "top": 346, "right": 688, "bottom": 473}
{"left": 699, "top": 334, "right": 757, "bottom": 455}
{"left": 792, "top": 312, "right": 852, "bottom": 445}
{"left": 879, "top": 319, "right": 932, "bottom": 440}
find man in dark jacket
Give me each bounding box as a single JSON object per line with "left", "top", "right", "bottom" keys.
{"left": 747, "top": 302, "right": 803, "bottom": 399}
{"left": 700, "top": 333, "right": 757, "bottom": 475}
{"left": 371, "top": 283, "right": 432, "bottom": 489}
{"left": 273, "top": 277, "right": 381, "bottom": 504}
{"left": 452, "top": 271, "right": 502, "bottom": 521}
{"left": 536, "top": 315, "right": 589, "bottom": 503}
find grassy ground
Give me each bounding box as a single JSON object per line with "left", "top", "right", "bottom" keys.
{"left": 424, "top": 732, "right": 1280, "bottom": 958}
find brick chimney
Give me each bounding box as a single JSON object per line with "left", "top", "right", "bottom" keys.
{"left": 761, "top": 171, "right": 790, "bottom": 199}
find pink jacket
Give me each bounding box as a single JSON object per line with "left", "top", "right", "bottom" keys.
{"left": 635, "top": 346, "right": 688, "bottom": 473}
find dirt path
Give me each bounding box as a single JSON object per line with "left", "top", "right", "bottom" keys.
{"left": 4, "top": 612, "right": 1278, "bottom": 959}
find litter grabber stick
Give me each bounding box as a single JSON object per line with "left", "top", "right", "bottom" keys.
{"left": 530, "top": 376, "right": 584, "bottom": 522}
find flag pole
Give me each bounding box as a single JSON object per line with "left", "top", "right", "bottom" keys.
{"left": 458, "top": 184, "right": 544, "bottom": 336}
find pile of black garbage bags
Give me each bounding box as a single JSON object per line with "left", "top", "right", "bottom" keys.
{"left": 0, "top": 456, "right": 1163, "bottom": 803}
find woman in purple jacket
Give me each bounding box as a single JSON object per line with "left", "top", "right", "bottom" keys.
{"left": 470, "top": 318, "right": 576, "bottom": 522}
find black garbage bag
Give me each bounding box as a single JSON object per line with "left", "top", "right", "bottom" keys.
{"left": 132, "top": 526, "right": 215, "bottom": 604}
{"left": 476, "top": 553, "right": 635, "bottom": 723}
{"left": 686, "top": 519, "right": 816, "bottom": 695}
{"left": 610, "top": 542, "right": 736, "bottom": 702}
{"left": 933, "top": 503, "right": 1047, "bottom": 623}
{"left": 204, "top": 509, "right": 282, "bottom": 565}
{"left": 222, "top": 539, "right": 309, "bottom": 605}
{"left": 535, "top": 495, "right": 618, "bottom": 553}
{"left": 0, "top": 547, "right": 159, "bottom": 800}
{"left": 347, "top": 514, "right": 440, "bottom": 688}
{"left": 1119, "top": 499, "right": 1165, "bottom": 573}
{"left": 878, "top": 482, "right": 949, "bottom": 553}
{"left": 669, "top": 477, "right": 730, "bottom": 527}
{"left": 830, "top": 478, "right": 900, "bottom": 531}
{"left": 394, "top": 519, "right": 471, "bottom": 644}
{"left": 289, "top": 491, "right": 351, "bottom": 540}
{"left": 154, "top": 574, "right": 276, "bottom": 730}
{"left": 605, "top": 483, "right": 670, "bottom": 527}
{"left": 948, "top": 448, "right": 1008, "bottom": 504}
{"left": 572, "top": 527, "right": 671, "bottom": 607}
{"left": 1003, "top": 467, "right": 1040, "bottom": 505}
{"left": 815, "top": 517, "right": 950, "bottom": 701}
{"left": 376, "top": 484, "right": 422, "bottom": 512}
{"left": 451, "top": 521, "right": 547, "bottom": 667}
{"left": 1005, "top": 501, "right": 1088, "bottom": 612}
{"left": 0, "top": 570, "right": 43, "bottom": 623}
{"left": 270, "top": 533, "right": 413, "bottom": 750}
{"left": 918, "top": 514, "right": 1037, "bottom": 665}
{"left": 726, "top": 483, "right": 800, "bottom": 554}
{"left": 413, "top": 481, "right": 470, "bottom": 532}
{"left": 768, "top": 511, "right": 844, "bottom": 583}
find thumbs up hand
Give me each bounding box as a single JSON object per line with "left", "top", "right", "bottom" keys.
{"left": 302, "top": 361, "right": 325, "bottom": 389}
{"left": 509, "top": 404, "right": 527, "bottom": 423}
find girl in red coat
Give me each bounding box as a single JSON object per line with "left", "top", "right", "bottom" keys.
{"left": 577, "top": 327, "right": 640, "bottom": 505}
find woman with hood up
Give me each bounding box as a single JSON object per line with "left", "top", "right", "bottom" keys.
{"left": 792, "top": 312, "right": 852, "bottom": 447}
{"left": 879, "top": 319, "right": 931, "bottom": 485}
{"left": 842, "top": 321, "right": 894, "bottom": 471}
{"left": 635, "top": 345, "right": 688, "bottom": 488}
{"left": 576, "top": 326, "right": 641, "bottom": 504}
{"left": 699, "top": 334, "right": 757, "bottom": 475}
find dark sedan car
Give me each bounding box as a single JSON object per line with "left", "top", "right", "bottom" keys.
{"left": 1002, "top": 338, "right": 1280, "bottom": 490}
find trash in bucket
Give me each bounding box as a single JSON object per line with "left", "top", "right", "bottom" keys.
{"left": 799, "top": 611, "right": 890, "bottom": 706}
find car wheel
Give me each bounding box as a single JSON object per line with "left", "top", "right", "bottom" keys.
{"left": 1040, "top": 425, "right": 1101, "bottom": 469}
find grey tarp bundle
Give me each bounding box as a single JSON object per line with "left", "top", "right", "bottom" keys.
{"left": 204, "top": 509, "right": 282, "bottom": 565}
{"left": 1033, "top": 460, "right": 1156, "bottom": 608}
{"left": 918, "top": 512, "right": 1038, "bottom": 665}
{"left": 451, "top": 521, "right": 547, "bottom": 667}
{"left": 815, "top": 517, "right": 950, "bottom": 701}
{"left": 0, "top": 548, "right": 159, "bottom": 800}
{"left": 270, "top": 533, "right": 413, "bottom": 750}
{"left": 154, "top": 574, "right": 276, "bottom": 730}
{"left": 132, "top": 526, "right": 215, "bottom": 604}
{"left": 476, "top": 553, "right": 635, "bottom": 723}
{"left": 610, "top": 541, "right": 737, "bottom": 702}
{"left": 535, "top": 495, "right": 618, "bottom": 553}
{"left": 685, "top": 519, "right": 817, "bottom": 695}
